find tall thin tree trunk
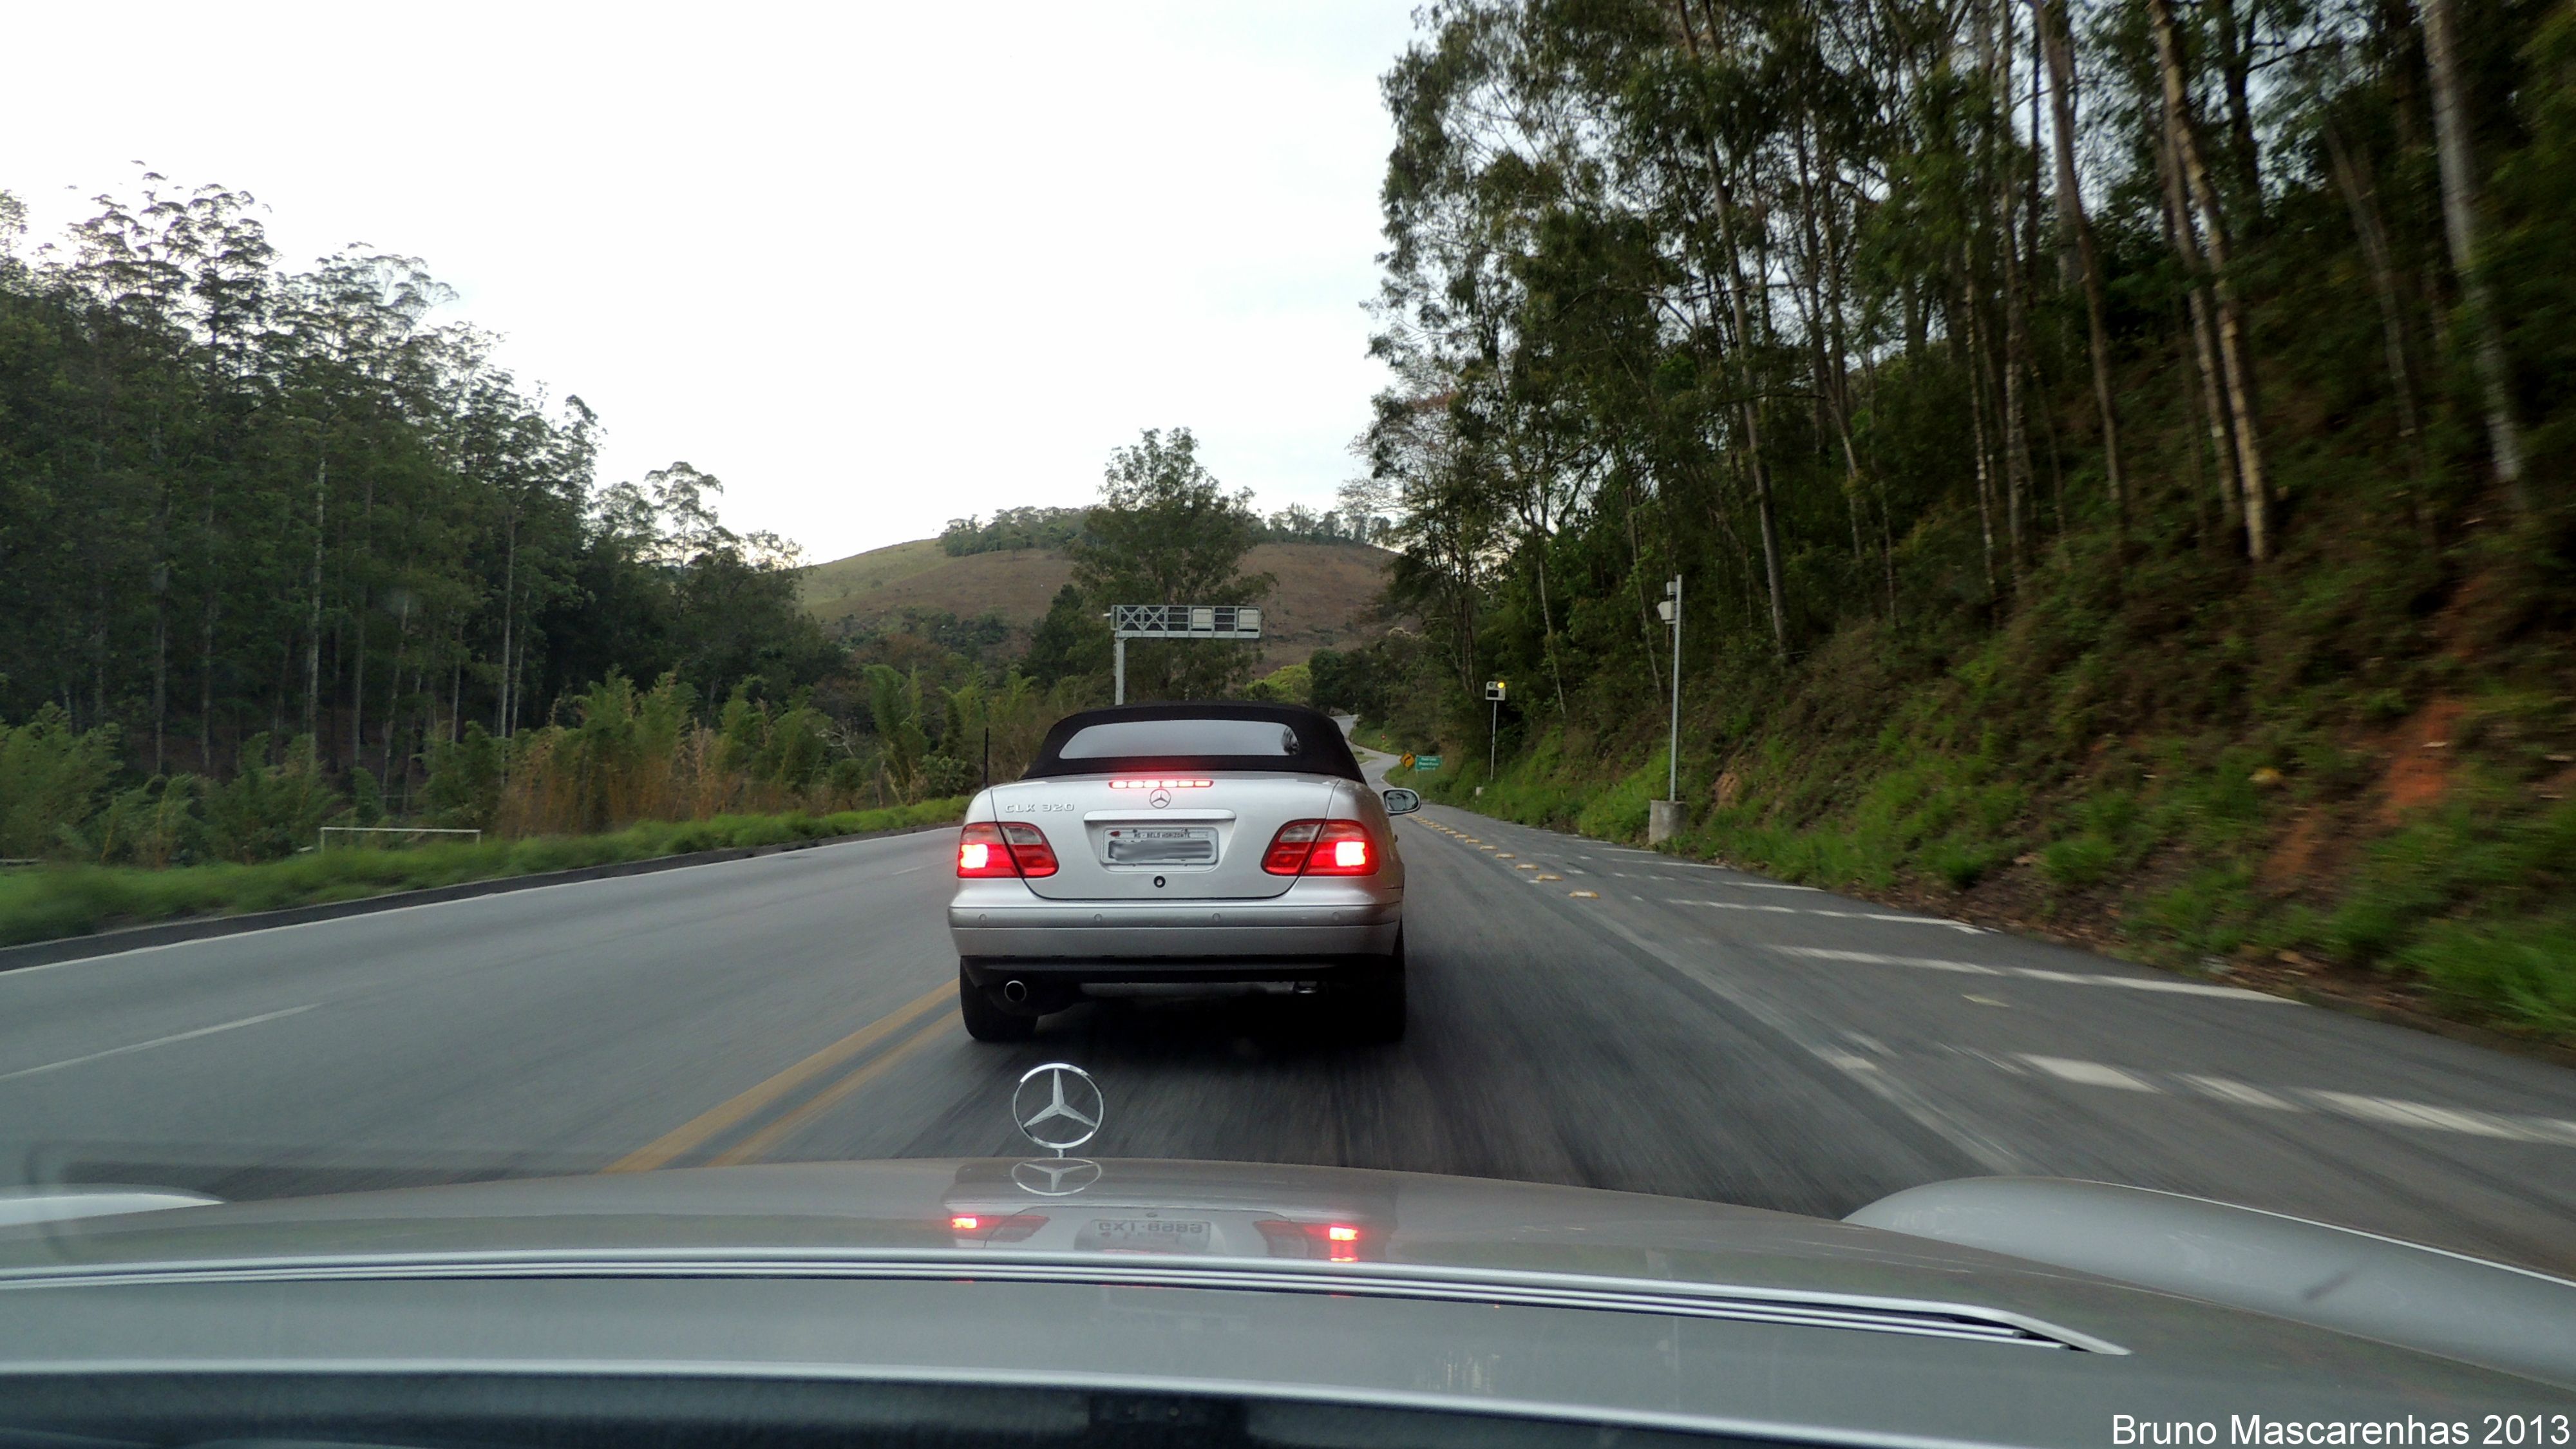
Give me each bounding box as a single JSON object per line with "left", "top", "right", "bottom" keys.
{"left": 2156, "top": 112, "right": 2244, "bottom": 537}
{"left": 1672, "top": 0, "right": 1790, "bottom": 659}
{"left": 2320, "top": 121, "right": 2429, "bottom": 484}
{"left": 2420, "top": 0, "right": 2529, "bottom": 514}
{"left": 2148, "top": 0, "right": 2269, "bottom": 560}
{"left": 305, "top": 453, "right": 326, "bottom": 750}
{"left": 197, "top": 489, "right": 219, "bottom": 772}
{"left": 382, "top": 593, "right": 412, "bottom": 784}
{"left": 2034, "top": 0, "right": 2126, "bottom": 524}
{"left": 1531, "top": 536, "right": 1571, "bottom": 719}
{"left": 350, "top": 474, "right": 374, "bottom": 767}
{"left": 1955, "top": 273, "right": 2003, "bottom": 603}
{"left": 2212, "top": 0, "right": 2264, "bottom": 225}
{"left": 495, "top": 512, "right": 518, "bottom": 737}
{"left": 1987, "top": 0, "right": 2034, "bottom": 586}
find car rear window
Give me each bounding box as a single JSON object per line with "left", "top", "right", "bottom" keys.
{"left": 1023, "top": 705, "right": 1363, "bottom": 781}
{"left": 1059, "top": 719, "right": 1300, "bottom": 759}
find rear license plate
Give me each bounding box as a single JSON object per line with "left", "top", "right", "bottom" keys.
{"left": 1081, "top": 1218, "right": 1214, "bottom": 1253}
{"left": 1103, "top": 826, "right": 1217, "bottom": 865}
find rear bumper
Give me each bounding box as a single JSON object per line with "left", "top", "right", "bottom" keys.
{"left": 949, "top": 880, "right": 1401, "bottom": 967}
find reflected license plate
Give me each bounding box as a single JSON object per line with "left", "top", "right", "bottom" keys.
{"left": 1081, "top": 1218, "right": 1215, "bottom": 1253}
{"left": 1103, "top": 826, "right": 1217, "bottom": 865}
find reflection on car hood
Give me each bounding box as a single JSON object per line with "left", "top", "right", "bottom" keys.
{"left": 3, "top": 1159, "right": 2568, "bottom": 1442}
{"left": 0, "top": 1157, "right": 2532, "bottom": 1354}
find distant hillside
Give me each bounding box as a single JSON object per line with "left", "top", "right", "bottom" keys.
{"left": 797, "top": 540, "right": 1399, "bottom": 668}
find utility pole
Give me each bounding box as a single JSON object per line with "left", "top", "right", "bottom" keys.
{"left": 1651, "top": 576, "right": 1684, "bottom": 844}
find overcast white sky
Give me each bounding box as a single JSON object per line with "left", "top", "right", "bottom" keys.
{"left": 6, "top": 2, "right": 1417, "bottom": 562}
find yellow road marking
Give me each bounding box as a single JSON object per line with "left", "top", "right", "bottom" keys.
{"left": 1569, "top": 890, "right": 1600, "bottom": 899}
{"left": 603, "top": 981, "right": 952, "bottom": 1173}
{"left": 710, "top": 1015, "right": 956, "bottom": 1166}
{"left": 1535, "top": 873, "right": 1562, "bottom": 881}
{"left": 1496, "top": 852, "right": 1515, "bottom": 858}
{"left": 1514, "top": 862, "right": 1537, "bottom": 870}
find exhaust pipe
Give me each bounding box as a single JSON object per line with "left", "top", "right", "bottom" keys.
{"left": 1002, "top": 980, "right": 1029, "bottom": 1006}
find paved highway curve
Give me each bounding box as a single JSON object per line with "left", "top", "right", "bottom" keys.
{"left": 3, "top": 748, "right": 2572, "bottom": 1273}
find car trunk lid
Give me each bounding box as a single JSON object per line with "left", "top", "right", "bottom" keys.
{"left": 996, "top": 773, "right": 1343, "bottom": 901}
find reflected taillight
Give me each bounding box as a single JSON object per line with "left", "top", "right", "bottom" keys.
{"left": 1255, "top": 1219, "right": 1370, "bottom": 1261}
{"left": 949, "top": 1213, "right": 1047, "bottom": 1242}
{"left": 1264, "top": 819, "right": 1376, "bottom": 876}
{"left": 957, "top": 822, "right": 1057, "bottom": 878}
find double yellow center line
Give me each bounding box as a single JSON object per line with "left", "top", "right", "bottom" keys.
{"left": 603, "top": 981, "right": 956, "bottom": 1173}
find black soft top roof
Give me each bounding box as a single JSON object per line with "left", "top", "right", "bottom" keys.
{"left": 1023, "top": 702, "right": 1363, "bottom": 782}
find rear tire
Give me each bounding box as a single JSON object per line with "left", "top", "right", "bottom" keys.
{"left": 1345, "top": 931, "right": 1406, "bottom": 1045}
{"left": 959, "top": 961, "right": 1037, "bottom": 1042}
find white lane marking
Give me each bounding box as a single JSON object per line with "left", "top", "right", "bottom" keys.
{"left": 889, "top": 864, "right": 928, "bottom": 876}
{"left": 2020, "top": 1056, "right": 2160, "bottom": 1092}
{"left": 0, "top": 1004, "right": 320, "bottom": 1083}
{"left": 1671, "top": 900, "right": 1982, "bottom": 933}
{"left": 1785, "top": 947, "right": 1999, "bottom": 976}
{"left": 1818, "top": 1050, "right": 1879, "bottom": 1072}
{"left": 1593, "top": 918, "right": 2031, "bottom": 1173}
{"left": 2179, "top": 1075, "right": 2304, "bottom": 1110}
{"left": 2303, "top": 1091, "right": 2570, "bottom": 1143}
{"left": 1772, "top": 945, "right": 2287, "bottom": 1000}
{"left": 1994, "top": 1057, "right": 2576, "bottom": 1148}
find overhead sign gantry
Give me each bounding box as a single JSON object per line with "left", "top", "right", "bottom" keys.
{"left": 1110, "top": 605, "right": 1264, "bottom": 705}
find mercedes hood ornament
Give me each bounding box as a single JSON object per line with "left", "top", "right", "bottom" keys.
{"left": 1012, "top": 1061, "right": 1103, "bottom": 1155}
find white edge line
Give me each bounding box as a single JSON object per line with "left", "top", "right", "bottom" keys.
{"left": 1, "top": 831, "right": 949, "bottom": 976}
{"left": 0, "top": 1004, "right": 320, "bottom": 1083}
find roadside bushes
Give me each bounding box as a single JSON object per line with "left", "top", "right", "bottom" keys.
{"left": 0, "top": 796, "right": 969, "bottom": 949}
{"left": 0, "top": 706, "right": 120, "bottom": 858}
{"left": 198, "top": 735, "right": 352, "bottom": 864}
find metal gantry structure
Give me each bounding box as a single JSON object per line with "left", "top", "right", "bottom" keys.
{"left": 1108, "top": 605, "right": 1264, "bottom": 705}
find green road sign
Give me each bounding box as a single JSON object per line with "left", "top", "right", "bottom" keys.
{"left": 1414, "top": 755, "right": 1443, "bottom": 772}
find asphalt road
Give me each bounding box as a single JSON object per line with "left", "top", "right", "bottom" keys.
{"left": 4, "top": 750, "right": 2573, "bottom": 1273}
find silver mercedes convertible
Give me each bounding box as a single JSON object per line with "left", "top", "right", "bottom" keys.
{"left": 3, "top": 1064, "right": 2570, "bottom": 1447}
{"left": 949, "top": 703, "right": 1418, "bottom": 1043}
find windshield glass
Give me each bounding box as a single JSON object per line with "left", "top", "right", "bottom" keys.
{"left": 1061, "top": 719, "right": 1300, "bottom": 759}
{"left": 3, "top": 0, "right": 2574, "bottom": 1385}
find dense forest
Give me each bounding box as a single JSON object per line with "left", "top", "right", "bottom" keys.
{"left": 0, "top": 178, "right": 837, "bottom": 788}
{"left": 1341, "top": 0, "right": 2576, "bottom": 1029}
{"left": 0, "top": 184, "right": 1291, "bottom": 869}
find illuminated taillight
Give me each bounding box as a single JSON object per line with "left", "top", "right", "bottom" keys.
{"left": 957, "top": 823, "right": 1014, "bottom": 877}
{"left": 1303, "top": 820, "right": 1376, "bottom": 876}
{"left": 1261, "top": 820, "right": 1377, "bottom": 876}
{"left": 957, "top": 822, "right": 1057, "bottom": 878}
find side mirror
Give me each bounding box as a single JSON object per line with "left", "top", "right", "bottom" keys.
{"left": 1379, "top": 787, "right": 1423, "bottom": 815}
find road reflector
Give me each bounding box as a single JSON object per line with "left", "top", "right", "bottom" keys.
{"left": 1535, "top": 873, "right": 1562, "bottom": 881}
{"left": 1514, "top": 863, "right": 1537, "bottom": 871}
{"left": 1569, "top": 889, "right": 1600, "bottom": 899}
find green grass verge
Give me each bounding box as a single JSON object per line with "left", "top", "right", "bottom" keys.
{"left": 1423, "top": 719, "right": 2576, "bottom": 1043}
{"left": 0, "top": 799, "right": 967, "bottom": 950}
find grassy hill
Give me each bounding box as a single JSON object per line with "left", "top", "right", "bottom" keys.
{"left": 797, "top": 540, "right": 1399, "bottom": 668}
